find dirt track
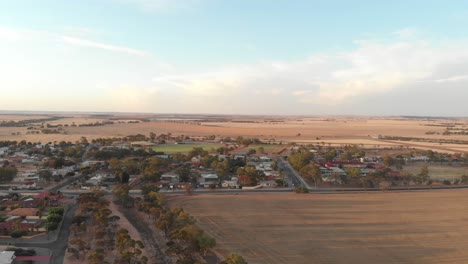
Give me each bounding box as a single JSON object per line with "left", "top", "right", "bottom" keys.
{"left": 171, "top": 190, "right": 468, "bottom": 264}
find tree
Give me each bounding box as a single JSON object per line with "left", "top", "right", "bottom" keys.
{"left": 149, "top": 132, "right": 156, "bottom": 142}
{"left": 418, "top": 164, "right": 429, "bottom": 183}
{"left": 288, "top": 150, "right": 313, "bottom": 171}
{"left": 222, "top": 253, "right": 248, "bottom": 264}
{"left": 383, "top": 155, "right": 394, "bottom": 167}
{"left": 117, "top": 171, "right": 130, "bottom": 184}
{"left": 141, "top": 184, "right": 160, "bottom": 196}
{"left": 300, "top": 164, "right": 321, "bottom": 188}
{"left": 113, "top": 184, "right": 132, "bottom": 207}
{"left": 271, "top": 160, "right": 278, "bottom": 171}
{"left": 346, "top": 167, "right": 361, "bottom": 179}
{"left": 324, "top": 148, "right": 337, "bottom": 162}
{"left": 176, "top": 165, "right": 191, "bottom": 182}
{"left": 197, "top": 233, "right": 216, "bottom": 256}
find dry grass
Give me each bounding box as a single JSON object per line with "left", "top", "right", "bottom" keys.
{"left": 403, "top": 165, "right": 468, "bottom": 180}
{"left": 171, "top": 190, "right": 468, "bottom": 264}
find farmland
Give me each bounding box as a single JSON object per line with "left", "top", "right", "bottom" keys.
{"left": 0, "top": 113, "right": 468, "bottom": 154}
{"left": 171, "top": 190, "right": 468, "bottom": 264}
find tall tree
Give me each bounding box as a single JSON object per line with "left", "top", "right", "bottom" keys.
{"left": 300, "top": 164, "right": 322, "bottom": 188}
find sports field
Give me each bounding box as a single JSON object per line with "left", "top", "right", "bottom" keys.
{"left": 152, "top": 143, "right": 223, "bottom": 153}
{"left": 171, "top": 190, "right": 468, "bottom": 264}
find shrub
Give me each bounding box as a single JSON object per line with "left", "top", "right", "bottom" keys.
{"left": 49, "top": 207, "right": 65, "bottom": 216}
{"left": 442, "top": 180, "right": 451, "bottom": 185}
{"left": 295, "top": 187, "right": 309, "bottom": 193}
{"left": 379, "top": 181, "right": 392, "bottom": 192}
{"left": 47, "top": 213, "right": 63, "bottom": 223}
{"left": 10, "top": 230, "right": 28, "bottom": 238}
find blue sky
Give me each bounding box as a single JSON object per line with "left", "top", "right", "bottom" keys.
{"left": 1, "top": 0, "right": 468, "bottom": 115}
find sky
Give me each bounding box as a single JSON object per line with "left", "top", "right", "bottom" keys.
{"left": 1, "top": 0, "right": 468, "bottom": 116}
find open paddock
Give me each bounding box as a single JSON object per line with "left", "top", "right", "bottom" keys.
{"left": 171, "top": 190, "right": 468, "bottom": 264}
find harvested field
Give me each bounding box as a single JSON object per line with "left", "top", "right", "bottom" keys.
{"left": 171, "top": 190, "right": 468, "bottom": 264}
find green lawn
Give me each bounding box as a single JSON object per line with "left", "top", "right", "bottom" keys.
{"left": 248, "top": 144, "right": 284, "bottom": 151}
{"left": 152, "top": 143, "right": 223, "bottom": 153}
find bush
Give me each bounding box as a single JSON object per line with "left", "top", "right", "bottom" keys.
{"left": 49, "top": 207, "right": 65, "bottom": 216}
{"left": 46, "top": 221, "right": 59, "bottom": 231}
{"left": 295, "top": 187, "right": 309, "bottom": 193}
{"left": 10, "top": 230, "right": 28, "bottom": 238}
{"left": 442, "top": 180, "right": 451, "bottom": 185}
{"left": 47, "top": 213, "right": 63, "bottom": 223}
{"left": 379, "top": 181, "right": 392, "bottom": 192}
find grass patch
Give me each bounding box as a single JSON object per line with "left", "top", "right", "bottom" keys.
{"left": 152, "top": 143, "right": 223, "bottom": 154}
{"left": 403, "top": 164, "right": 468, "bottom": 180}
{"left": 249, "top": 144, "right": 283, "bottom": 151}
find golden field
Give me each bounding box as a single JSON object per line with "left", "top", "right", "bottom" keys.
{"left": 0, "top": 114, "right": 467, "bottom": 153}
{"left": 171, "top": 190, "right": 468, "bottom": 264}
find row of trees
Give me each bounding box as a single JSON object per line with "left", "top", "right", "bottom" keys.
{"left": 137, "top": 190, "right": 216, "bottom": 263}
{"left": 70, "top": 190, "right": 148, "bottom": 263}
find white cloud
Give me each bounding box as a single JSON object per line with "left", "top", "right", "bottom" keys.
{"left": 392, "top": 27, "right": 418, "bottom": 38}
{"left": 144, "top": 30, "right": 468, "bottom": 114}
{"left": 0, "top": 27, "right": 24, "bottom": 41}
{"left": 433, "top": 75, "right": 468, "bottom": 83}
{"left": 61, "top": 36, "right": 149, "bottom": 56}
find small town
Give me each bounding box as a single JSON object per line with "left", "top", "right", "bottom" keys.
{"left": 0, "top": 131, "right": 467, "bottom": 263}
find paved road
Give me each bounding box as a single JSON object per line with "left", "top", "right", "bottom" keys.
{"left": 276, "top": 157, "right": 311, "bottom": 189}
{"left": 14, "top": 203, "right": 78, "bottom": 264}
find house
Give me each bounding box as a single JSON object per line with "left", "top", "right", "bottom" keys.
{"left": 325, "top": 161, "right": 366, "bottom": 169}
{"left": 0, "top": 147, "right": 9, "bottom": 156}
{"left": 20, "top": 219, "right": 42, "bottom": 231}
{"left": 199, "top": 173, "right": 218, "bottom": 187}
{"left": 221, "top": 177, "right": 240, "bottom": 189}
{"left": 321, "top": 167, "right": 346, "bottom": 183}
{"left": 0, "top": 251, "right": 15, "bottom": 264}
{"left": 237, "top": 175, "right": 252, "bottom": 186}
{"left": 191, "top": 156, "right": 201, "bottom": 164}
{"left": 0, "top": 216, "right": 22, "bottom": 234}
{"left": 8, "top": 208, "right": 39, "bottom": 218}
{"left": 161, "top": 174, "right": 178, "bottom": 183}
{"left": 258, "top": 180, "right": 277, "bottom": 187}
{"left": 409, "top": 156, "right": 430, "bottom": 162}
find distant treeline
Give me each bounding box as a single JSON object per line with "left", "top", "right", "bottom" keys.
{"left": 0, "top": 116, "right": 64, "bottom": 127}
{"left": 384, "top": 136, "right": 468, "bottom": 145}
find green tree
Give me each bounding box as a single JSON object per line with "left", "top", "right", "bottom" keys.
{"left": 197, "top": 233, "right": 216, "bottom": 256}
{"left": 176, "top": 165, "right": 191, "bottom": 182}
